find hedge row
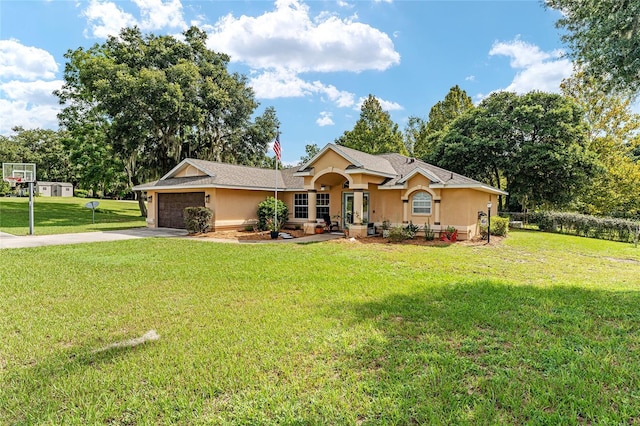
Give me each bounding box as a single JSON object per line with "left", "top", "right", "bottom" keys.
{"left": 502, "top": 211, "right": 640, "bottom": 243}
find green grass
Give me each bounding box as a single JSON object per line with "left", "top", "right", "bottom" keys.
{"left": 1, "top": 230, "right": 639, "bottom": 424}
{"left": 0, "top": 197, "right": 146, "bottom": 235}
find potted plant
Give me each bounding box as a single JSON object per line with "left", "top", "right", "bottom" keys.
{"left": 266, "top": 218, "right": 281, "bottom": 239}
{"left": 315, "top": 223, "right": 324, "bottom": 234}
{"left": 382, "top": 219, "right": 391, "bottom": 238}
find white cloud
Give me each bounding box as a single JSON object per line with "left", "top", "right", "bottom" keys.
{"left": 0, "top": 80, "right": 63, "bottom": 105}
{"left": 82, "top": 0, "right": 186, "bottom": 39}
{"left": 250, "top": 68, "right": 355, "bottom": 108}
{"left": 208, "top": 0, "right": 400, "bottom": 73}
{"left": 465, "top": 75, "right": 475, "bottom": 82}
{"left": 133, "top": 0, "right": 185, "bottom": 30}
{"left": 82, "top": 0, "right": 137, "bottom": 38}
{"left": 0, "top": 39, "right": 58, "bottom": 81}
{"left": 489, "top": 38, "right": 572, "bottom": 94}
{"left": 0, "top": 39, "right": 63, "bottom": 134}
{"left": 316, "top": 111, "right": 334, "bottom": 126}
{"left": 0, "top": 98, "right": 61, "bottom": 134}
{"left": 355, "top": 96, "right": 403, "bottom": 112}
{"left": 0, "top": 80, "right": 63, "bottom": 134}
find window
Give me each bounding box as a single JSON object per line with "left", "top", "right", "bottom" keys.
{"left": 294, "top": 193, "right": 308, "bottom": 219}
{"left": 412, "top": 192, "right": 432, "bottom": 215}
{"left": 316, "top": 193, "right": 330, "bottom": 218}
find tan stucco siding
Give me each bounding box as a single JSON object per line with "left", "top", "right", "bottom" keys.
{"left": 213, "top": 188, "right": 275, "bottom": 228}
{"left": 174, "top": 165, "right": 207, "bottom": 178}
{"left": 312, "top": 150, "right": 352, "bottom": 171}
{"left": 368, "top": 187, "right": 402, "bottom": 225}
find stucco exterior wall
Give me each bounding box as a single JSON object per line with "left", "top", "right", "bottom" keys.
{"left": 174, "top": 165, "right": 206, "bottom": 178}
{"left": 212, "top": 188, "right": 277, "bottom": 229}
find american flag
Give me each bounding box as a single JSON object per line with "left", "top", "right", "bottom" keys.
{"left": 273, "top": 133, "right": 281, "bottom": 161}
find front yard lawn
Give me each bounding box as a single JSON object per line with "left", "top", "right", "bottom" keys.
{"left": 1, "top": 231, "right": 639, "bottom": 424}
{"left": 0, "top": 197, "right": 146, "bottom": 235}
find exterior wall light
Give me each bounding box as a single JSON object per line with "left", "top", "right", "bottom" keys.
{"left": 205, "top": 194, "right": 210, "bottom": 203}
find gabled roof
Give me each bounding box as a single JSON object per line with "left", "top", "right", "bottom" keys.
{"left": 133, "top": 145, "right": 507, "bottom": 195}
{"left": 133, "top": 159, "right": 304, "bottom": 191}
{"left": 296, "top": 144, "right": 397, "bottom": 177}
{"left": 379, "top": 153, "right": 507, "bottom": 194}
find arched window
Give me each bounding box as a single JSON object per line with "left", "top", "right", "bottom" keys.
{"left": 412, "top": 192, "right": 432, "bottom": 215}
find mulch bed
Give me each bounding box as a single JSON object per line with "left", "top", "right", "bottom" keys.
{"left": 191, "top": 229, "right": 504, "bottom": 246}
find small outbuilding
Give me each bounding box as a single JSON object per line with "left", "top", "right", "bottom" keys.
{"left": 36, "top": 182, "right": 74, "bottom": 197}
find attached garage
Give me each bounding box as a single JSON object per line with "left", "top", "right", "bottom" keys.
{"left": 157, "top": 192, "right": 204, "bottom": 229}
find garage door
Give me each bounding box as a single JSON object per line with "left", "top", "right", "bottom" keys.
{"left": 157, "top": 192, "right": 205, "bottom": 229}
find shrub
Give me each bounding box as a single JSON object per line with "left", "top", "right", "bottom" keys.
{"left": 490, "top": 217, "right": 509, "bottom": 237}
{"left": 0, "top": 180, "right": 10, "bottom": 196}
{"left": 387, "top": 226, "right": 408, "bottom": 243}
{"left": 404, "top": 221, "right": 419, "bottom": 239}
{"left": 74, "top": 189, "right": 89, "bottom": 198}
{"left": 184, "top": 206, "right": 213, "bottom": 234}
{"left": 257, "top": 197, "right": 288, "bottom": 231}
{"left": 424, "top": 222, "right": 435, "bottom": 241}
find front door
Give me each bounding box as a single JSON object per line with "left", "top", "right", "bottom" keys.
{"left": 342, "top": 192, "right": 369, "bottom": 228}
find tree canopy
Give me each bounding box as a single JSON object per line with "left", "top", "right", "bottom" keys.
{"left": 430, "top": 91, "right": 599, "bottom": 210}
{"left": 56, "top": 26, "right": 279, "bottom": 213}
{"left": 561, "top": 72, "right": 640, "bottom": 215}
{"left": 408, "top": 85, "right": 474, "bottom": 159}
{"left": 546, "top": 0, "right": 640, "bottom": 96}
{"left": 0, "top": 127, "right": 73, "bottom": 183}
{"left": 336, "top": 95, "right": 407, "bottom": 156}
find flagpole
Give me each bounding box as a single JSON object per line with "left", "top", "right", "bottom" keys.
{"left": 274, "top": 127, "right": 280, "bottom": 231}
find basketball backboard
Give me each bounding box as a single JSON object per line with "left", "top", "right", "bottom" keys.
{"left": 2, "top": 163, "right": 36, "bottom": 185}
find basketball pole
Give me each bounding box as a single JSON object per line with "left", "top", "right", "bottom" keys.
{"left": 29, "top": 182, "right": 34, "bottom": 235}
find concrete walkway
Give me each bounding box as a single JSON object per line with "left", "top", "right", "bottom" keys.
{"left": 0, "top": 228, "right": 344, "bottom": 249}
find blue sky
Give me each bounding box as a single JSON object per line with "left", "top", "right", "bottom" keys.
{"left": 1, "top": 0, "right": 575, "bottom": 164}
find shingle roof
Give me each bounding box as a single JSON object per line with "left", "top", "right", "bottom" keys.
{"left": 133, "top": 145, "right": 505, "bottom": 195}
{"left": 327, "top": 144, "right": 397, "bottom": 176}
{"left": 133, "top": 159, "right": 304, "bottom": 191}
{"left": 378, "top": 153, "right": 485, "bottom": 187}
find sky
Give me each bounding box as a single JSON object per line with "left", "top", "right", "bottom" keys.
{"left": 0, "top": 0, "right": 577, "bottom": 165}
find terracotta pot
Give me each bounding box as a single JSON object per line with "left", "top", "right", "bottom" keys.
{"left": 315, "top": 227, "right": 324, "bottom": 234}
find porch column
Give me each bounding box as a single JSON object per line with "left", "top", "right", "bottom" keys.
{"left": 402, "top": 199, "right": 409, "bottom": 224}
{"left": 308, "top": 190, "right": 317, "bottom": 223}
{"left": 353, "top": 190, "right": 364, "bottom": 224}
{"left": 434, "top": 199, "right": 441, "bottom": 225}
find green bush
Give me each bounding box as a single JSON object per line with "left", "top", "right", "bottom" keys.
{"left": 490, "top": 216, "right": 509, "bottom": 237}
{"left": 184, "top": 206, "right": 213, "bottom": 234}
{"left": 388, "top": 226, "right": 409, "bottom": 243}
{"left": 404, "top": 221, "right": 419, "bottom": 239}
{"left": 0, "top": 180, "right": 11, "bottom": 196}
{"left": 74, "top": 189, "right": 89, "bottom": 198}
{"left": 257, "top": 197, "right": 288, "bottom": 231}
{"left": 424, "top": 222, "right": 435, "bottom": 241}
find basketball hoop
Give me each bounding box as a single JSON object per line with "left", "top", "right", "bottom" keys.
{"left": 4, "top": 176, "right": 22, "bottom": 187}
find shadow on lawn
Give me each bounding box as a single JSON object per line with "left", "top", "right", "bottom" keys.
{"left": 2, "top": 333, "right": 159, "bottom": 424}
{"left": 331, "top": 281, "right": 640, "bottom": 424}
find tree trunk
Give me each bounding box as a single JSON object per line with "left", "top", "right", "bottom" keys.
{"left": 136, "top": 190, "right": 147, "bottom": 217}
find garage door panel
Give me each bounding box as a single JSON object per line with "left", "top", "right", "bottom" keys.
{"left": 158, "top": 192, "right": 205, "bottom": 229}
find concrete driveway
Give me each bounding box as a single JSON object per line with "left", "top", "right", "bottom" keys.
{"left": 0, "top": 227, "right": 188, "bottom": 249}
{"left": 0, "top": 228, "right": 343, "bottom": 249}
